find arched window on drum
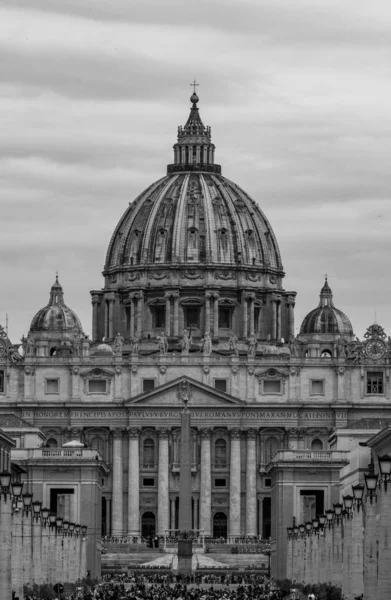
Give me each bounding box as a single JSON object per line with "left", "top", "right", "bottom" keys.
{"left": 215, "top": 438, "right": 227, "bottom": 468}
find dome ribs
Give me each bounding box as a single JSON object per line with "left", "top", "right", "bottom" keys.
{"left": 105, "top": 178, "right": 163, "bottom": 269}
{"left": 199, "top": 174, "right": 217, "bottom": 264}
{"left": 211, "top": 175, "right": 243, "bottom": 265}
{"left": 142, "top": 176, "right": 179, "bottom": 264}
{"left": 172, "top": 174, "right": 190, "bottom": 263}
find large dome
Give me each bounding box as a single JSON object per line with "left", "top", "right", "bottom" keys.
{"left": 30, "top": 277, "right": 83, "bottom": 334}
{"left": 300, "top": 279, "right": 353, "bottom": 336}
{"left": 104, "top": 94, "right": 283, "bottom": 276}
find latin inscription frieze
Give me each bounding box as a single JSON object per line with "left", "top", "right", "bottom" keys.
{"left": 22, "top": 408, "right": 347, "bottom": 422}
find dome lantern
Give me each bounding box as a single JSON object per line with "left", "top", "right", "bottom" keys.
{"left": 167, "top": 91, "right": 221, "bottom": 175}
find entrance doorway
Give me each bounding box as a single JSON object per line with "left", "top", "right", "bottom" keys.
{"left": 213, "top": 512, "right": 227, "bottom": 539}
{"left": 141, "top": 511, "right": 156, "bottom": 538}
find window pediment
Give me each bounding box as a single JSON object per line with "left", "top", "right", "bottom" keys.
{"left": 180, "top": 298, "right": 204, "bottom": 306}
{"left": 255, "top": 368, "right": 289, "bottom": 380}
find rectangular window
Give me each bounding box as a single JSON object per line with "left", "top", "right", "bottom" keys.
{"left": 154, "top": 307, "right": 165, "bottom": 328}
{"left": 142, "top": 477, "right": 155, "bottom": 487}
{"left": 0, "top": 370, "right": 4, "bottom": 393}
{"left": 88, "top": 379, "right": 107, "bottom": 394}
{"left": 218, "top": 307, "right": 231, "bottom": 329}
{"left": 214, "top": 478, "right": 227, "bottom": 487}
{"left": 263, "top": 380, "right": 281, "bottom": 394}
{"left": 45, "top": 378, "right": 59, "bottom": 394}
{"left": 311, "top": 380, "right": 325, "bottom": 395}
{"left": 264, "top": 478, "right": 272, "bottom": 488}
{"left": 143, "top": 379, "right": 155, "bottom": 393}
{"left": 186, "top": 308, "right": 199, "bottom": 328}
{"left": 214, "top": 379, "right": 227, "bottom": 393}
{"left": 367, "top": 372, "right": 384, "bottom": 394}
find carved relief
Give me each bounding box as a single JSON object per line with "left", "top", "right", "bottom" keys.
{"left": 148, "top": 271, "right": 169, "bottom": 280}
{"left": 214, "top": 271, "right": 236, "bottom": 280}
{"left": 229, "top": 428, "right": 241, "bottom": 439}
{"left": 181, "top": 269, "right": 204, "bottom": 280}
{"left": 246, "top": 272, "right": 261, "bottom": 282}
{"left": 126, "top": 271, "right": 140, "bottom": 281}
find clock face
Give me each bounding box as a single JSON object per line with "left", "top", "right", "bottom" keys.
{"left": 366, "top": 339, "right": 386, "bottom": 360}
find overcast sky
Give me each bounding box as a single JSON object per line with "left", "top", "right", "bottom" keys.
{"left": 1, "top": 0, "right": 391, "bottom": 342}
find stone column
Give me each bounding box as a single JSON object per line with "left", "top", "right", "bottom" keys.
{"left": 377, "top": 483, "right": 391, "bottom": 600}
{"left": 170, "top": 498, "right": 176, "bottom": 531}
{"left": 245, "top": 428, "right": 257, "bottom": 536}
{"left": 165, "top": 292, "right": 172, "bottom": 337}
{"left": 229, "top": 428, "right": 241, "bottom": 540}
{"left": 332, "top": 519, "right": 343, "bottom": 586}
{"left": 364, "top": 495, "right": 378, "bottom": 600}
{"left": 157, "top": 428, "right": 170, "bottom": 535}
{"left": 205, "top": 293, "right": 212, "bottom": 335}
{"left": 199, "top": 428, "right": 212, "bottom": 536}
{"left": 287, "top": 296, "right": 295, "bottom": 338}
{"left": 194, "top": 498, "right": 199, "bottom": 531}
{"left": 0, "top": 492, "right": 12, "bottom": 598}
{"left": 112, "top": 428, "right": 124, "bottom": 535}
{"left": 242, "top": 293, "right": 248, "bottom": 338}
{"left": 32, "top": 514, "right": 42, "bottom": 583}
{"left": 107, "top": 293, "right": 115, "bottom": 339}
{"left": 23, "top": 509, "right": 33, "bottom": 587}
{"left": 129, "top": 295, "right": 136, "bottom": 338}
{"left": 351, "top": 507, "right": 364, "bottom": 600}
{"left": 136, "top": 292, "right": 144, "bottom": 338}
{"left": 104, "top": 300, "right": 109, "bottom": 338}
{"left": 271, "top": 295, "right": 277, "bottom": 340}
{"left": 11, "top": 506, "right": 23, "bottom": 597}
{"left": 213, "top": 294, "right": 219, "bottom": 338}
{"left": 173, "top": 292, "right": 180, "bottom": 337}
{"left": 91, "top": 295, "right": 100, "bottom": 342}
{"left": 342, "top": 515, "right": 353, "bottom": 599}
{"left": 128, "top": 428, "right": 140, "bottom": 536}
{"left": 249, "top": 295, "right": 255, "bottom": 335}
{"left": 276, "top": 298, "right": 282, "bottom": 340}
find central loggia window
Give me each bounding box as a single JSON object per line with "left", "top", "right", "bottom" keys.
{"left": 367, "top": 372, "right": 384, "bottom": 394}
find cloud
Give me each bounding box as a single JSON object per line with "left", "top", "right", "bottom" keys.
{"left": 0, "top": 0, "right": 390, "bottom": 340}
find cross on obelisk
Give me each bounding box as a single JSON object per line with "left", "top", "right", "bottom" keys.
{"left": 190, "top": 79, "right": 199, "bottom": 94}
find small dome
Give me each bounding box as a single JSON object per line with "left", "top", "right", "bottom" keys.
{"left": 93, "top": 340, "right": 114, "bottom": 355}
{"left": 30, "top": 277, "right": 83, "bottom": 334}
{"left": 300, "top": 278, "right": 353, "bottom": 335}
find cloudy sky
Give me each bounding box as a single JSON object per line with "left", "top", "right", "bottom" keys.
{"left": 1, "top": 0, "right": 391, "bottom": 342}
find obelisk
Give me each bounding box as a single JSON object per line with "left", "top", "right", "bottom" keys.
{"left": 177, "top": 382, "right": 193, "bottom": 573}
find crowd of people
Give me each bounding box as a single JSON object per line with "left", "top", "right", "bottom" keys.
{"left": 68, "top": 577, "right": 283, "bottom": 600}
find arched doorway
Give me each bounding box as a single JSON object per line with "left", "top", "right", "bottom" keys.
{"left": 141, "top": 511, "right": 156, "bottom": 538}
{"left": 213, "top": 512, "right": 227, "bottom": 539}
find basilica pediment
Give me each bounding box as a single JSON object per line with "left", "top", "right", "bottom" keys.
{"left": 124, "top": 376, "right": 246, "bottom": 407}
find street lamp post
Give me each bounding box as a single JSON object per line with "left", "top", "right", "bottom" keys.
{"left": 364, "top": 460, "right": 379, "bottom": 600}
{"left": 0, "top": 471, "right": 12, "bottom": 599}
{"left": 11, "top": 480, "right": 24, "bottom": 599}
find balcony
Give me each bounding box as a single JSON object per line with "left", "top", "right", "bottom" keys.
{"left": 13, "top": 448, "right": 105, "bottom": 461}
{"left": 261, "top": 449, "right": 348, "bottom": 472}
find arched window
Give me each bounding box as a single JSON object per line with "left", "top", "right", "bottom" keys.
{"left": 143, "top": 438, "right": 155, "bottom": 468}
{"left": 90, "top": 436, "right": 105, "bottom": 458}
{"left": 321, "top": 349, "right": 332, "bottom": 358}
{"left": 311, "top": 438, "right": 323, "bottom": 451}
{"left": 215, "top": 438, "right": 227, "bottom": 468}
{"left": 265, "top": 437, "right": 279, "bottom": 464}
{"left": 46, "top": 438, "right": 58, "bottom": 448}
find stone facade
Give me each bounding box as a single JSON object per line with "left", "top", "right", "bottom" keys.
{"left": 1, "top": 95, "right": 391, "bottom": 581}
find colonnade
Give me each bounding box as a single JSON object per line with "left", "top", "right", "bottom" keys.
{"left": 0, "top": 478, "right": 88, "bottom": 600}
{"left": 285, "top": 466, "right": 391, "bottom": 600}
{"left": 111, "top": 427, "right": 259, "bottom": 540}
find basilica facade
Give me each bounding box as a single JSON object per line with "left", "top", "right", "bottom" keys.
{"left": 1, "top": 92, "right": 391, "bottom": 578}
